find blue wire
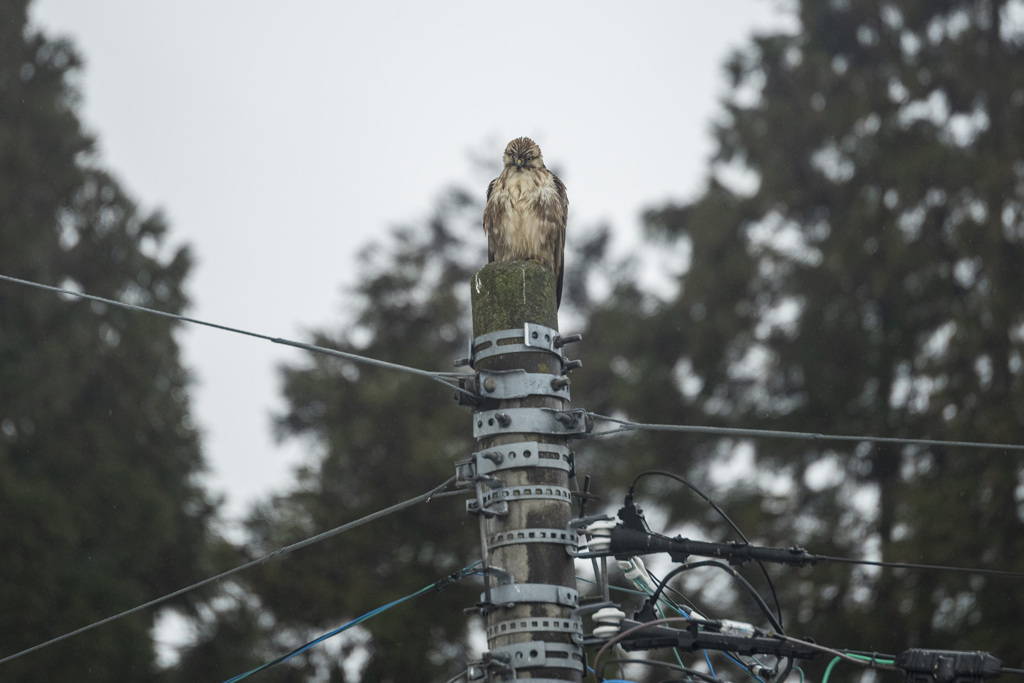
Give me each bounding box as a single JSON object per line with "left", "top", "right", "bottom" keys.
{"left": 704, "top": 649, "right": 717, "bottom": 679}
{"left": 641, "top": 579, "right": 768, "bottom": 683}
{"left": 220, "top": 563, "right": 480, "bottom": 683}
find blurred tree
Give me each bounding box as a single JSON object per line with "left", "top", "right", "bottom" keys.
{"left": 237, "top": 188, "right": 486, "bottom": 682}
{"left": 584, "top": 0, "right": 1024, "bottom": 677}
{"left": 0, "top": 1, "right": 218, "bottom": 680}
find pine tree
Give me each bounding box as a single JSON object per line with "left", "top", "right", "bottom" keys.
{"left": 236, "top": 188, "right": 485, "bottom": 682}
{"left": 0, "top": 2, "right": 217, "bottom": 679}
{"left": 607, "top": 0, "right": 1024, "bottom": 675}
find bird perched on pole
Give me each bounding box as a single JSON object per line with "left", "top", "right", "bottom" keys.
{"left": 483, "top": 137, "right": 568, "bottom": 308}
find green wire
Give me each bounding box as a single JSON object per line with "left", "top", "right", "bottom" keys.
{"left": 848, "top": 654, "right": 896, "bottom": 665}
{"left": 823, "top": 656, "right": 843, "bottom": 683}
{"left": 823, "top": 653, "right": 897, "bottom": 683}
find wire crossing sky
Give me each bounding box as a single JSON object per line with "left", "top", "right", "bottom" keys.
{"left": 0, "top": 273, "right": 472, "bottom": 396}
{"left": 5, "top": 272, "right": 1023, "bottom": 454}
{"left": 585, "top": 412, "right": 1024, "bottom": 453}
{"left": 0, "top": 477, "right": 466, "bottom": 667}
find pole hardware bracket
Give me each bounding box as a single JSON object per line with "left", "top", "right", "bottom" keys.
{"left": 472, "top": 369, "right": 571, "bottom": 401}
{"left": 467, "top": 485, "right": 573, "bottom": 518}
{"left": 458, "top": 323, "right": 581, "bottom": 372}
{"left": 473, "top": 407, "right": 592, "bottom": 439}
{"left": 455, "top": 442, "right": 574, "bottom": 486}
{"left": 486, "top": 641, "right": 586, "bottom": 675}
{"left": 480, "top": 583, "right": 579, "bottom": 611}
{"left": 485, "top": 527, "right": 580, "bottom": 556}
{"left": 486, "top": 615, "right": 584, "bottom": 645}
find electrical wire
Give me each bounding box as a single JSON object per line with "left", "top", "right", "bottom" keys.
{"left": 649, "top": 561, "right": 784, "bottom": 635}
{"left": 0, "top": 272, "right": 475, "bottom": 397}
{"left": 0, "top": 478, "right": 467, "bottom": 666}
{"left": 221, "top": 561, "right": 481, "bottom": 682}
{"left": 621, "top": 557, "right": 767, "bottom": 683}
{"left": 815, "top": 554, "right": 1024, "bottom": 578}
{"left": 593, "top": 617, "right": 694, "bottom": 682}
{"left": 585, "top": 412, "right": 1024, "bottom": 452}
{"left": 770, "top": 637, "right": 899, "bottom": 671}
{"left": 822, "top": 653, "right": 897, "bottom": 683}
{"left": 623, "top": 561, "right": 715, "bottom": 679}
{"left": 602, "top": 658, "right": 719, "bottom": 683}
{"left": 630, "top": 470, "right": 783, "bottom": 629}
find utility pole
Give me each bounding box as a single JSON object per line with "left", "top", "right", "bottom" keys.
{"left": 457, "top": 260, "right": 587, "bottom": 682}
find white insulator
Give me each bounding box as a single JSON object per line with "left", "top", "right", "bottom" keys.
{"left": 585, "top": 520, "right": 617, "bottom": 554}
{"left": 618, "top": 555, "right": 655, "bottom": 590}
{"left": 592, "top": 606, "right": 626, "bottom": 639}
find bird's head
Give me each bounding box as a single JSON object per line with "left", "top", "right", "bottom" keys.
{"left": 503, "top": 137, "right": 544, "bottom": 171}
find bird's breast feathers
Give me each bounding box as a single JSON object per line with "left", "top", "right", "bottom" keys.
{"left": 485, "top": 169, "right": 564, "bottom": 268}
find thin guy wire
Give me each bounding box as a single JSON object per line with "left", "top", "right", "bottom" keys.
{"left": 0, "top": 273, "right": 474, "bottom": 396}
{"left": 585, "top": 412, "right": 1024, "bottom": 452}
{"left": 816, "top": 555, "right": 1024, "bottom": 578}
{"left": 0, "top": 478, "right": 466, "bottom": 666}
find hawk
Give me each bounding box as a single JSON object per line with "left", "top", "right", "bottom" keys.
{"left": 483, "top": 137, "right": 568, "bottom": 308}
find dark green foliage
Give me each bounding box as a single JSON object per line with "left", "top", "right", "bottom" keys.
{"left": 0, "top": 1, "right": 216, "bottom": 679}
{"left": 591, "top": 0, "right": 1024, "bottom": 677}
{"left": 243, "top": 190, "right": 485, "bottom": 682}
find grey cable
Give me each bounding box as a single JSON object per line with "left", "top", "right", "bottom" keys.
{"left": 0, "top": 272, "right": 473, "bottom": 396}
{"left": 585, "top": 412, "right": 1024, "bottom": 452}
{"left": 0, "top": 477, "right": 466, "bottom": 666}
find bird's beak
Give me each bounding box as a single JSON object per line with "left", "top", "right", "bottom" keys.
{"left": 515, "top": 159, "right": 523, "bottom": 169}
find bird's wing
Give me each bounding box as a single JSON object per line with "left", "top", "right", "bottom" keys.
{"left": 483, "top": 176, "right": 502, "bottom": 263}
{"left": 551, "top": 172, "right": 568, "bottom": 307}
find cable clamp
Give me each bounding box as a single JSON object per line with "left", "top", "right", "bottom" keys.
{"left": 486, "top": 615, "right": 584, "bottom": 644}
{"left": 473, "top": 368, "right": 571, "bottom": 401}
{"left": 486, "top": 641, "right": 585, "bottom": 675}
{"left": 485, "top": 527, "right": 580, "bottom": 556}
{"left": 467, "top": 485, "right": 572, "bottom": 518}
{"left": 455, "top": 442, "right": 574, "bottom": 482}
{"left": 464, "top": 323, "right": 566, "bottom": 370}
{"left": 472, "top": 407, "right": 592, "bottom": 439}
{"left": 480, "top": 583, "right": 579, "bottom": 611}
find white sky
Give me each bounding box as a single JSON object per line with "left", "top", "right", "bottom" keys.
{"left": 29, "top": 1, "right": 796, "bottom": 524}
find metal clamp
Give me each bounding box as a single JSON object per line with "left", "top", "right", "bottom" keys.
{"left": 487, "top": 616, "right": 584, "bottom": 644}
{"left": 484, "top": 583, "right": 579, "bottom": 609}
{"left": 473, "top": 408, "right": 592, "bottom": 439}
{"left": 487, "top": 641, "right": 585, "bottom": 674}
{"left": 472, "top": 369, "right": 570, "bottom": 401}
{"left": 486, "top": 527, "right": 580, "bottom": 555}
{"left": 468, "top": 324, "right": 565, "bottom": 369}
{"left": 467, "top": 485, "right": 572, "bottom": 517}
{"left": 455, "top": 442, "right": 574, "bottom": 484}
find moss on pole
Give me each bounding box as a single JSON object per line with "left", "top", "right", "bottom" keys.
{"left": 471, "top": 260, "right": 559, "bottom": 337}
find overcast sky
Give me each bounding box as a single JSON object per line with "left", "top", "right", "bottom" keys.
{"left": 29, "top": 1, "right": 795, "bottom": 524}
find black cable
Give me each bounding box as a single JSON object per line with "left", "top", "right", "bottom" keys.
{"left": 772, "top": 636, "right": 899, "bottom": 670}
{"left": 641, "top": 566, "right": 777, "bottom": 683}
{"left": 585, "top": 411, "right": 1024, "bottom": 452}
{"left": 646, "top": 568, "right": 705, "bottom": 617}
{"left": 1002, "top": 669, "right": 1024, "bottom": 676}
{"left": 631, "top": 470, "right": 783, "bottom": 631}
{"left": 601, "top": 658, "right": 719, "bottom": 683}
{"left": 0, "top": 272, "right": 475, "bottom": 397}
{"left": 650, "top": 561, "right": 785, "bottom": 635}
{"left": 0, "top": 478, "right": 466, "bottom": 666}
